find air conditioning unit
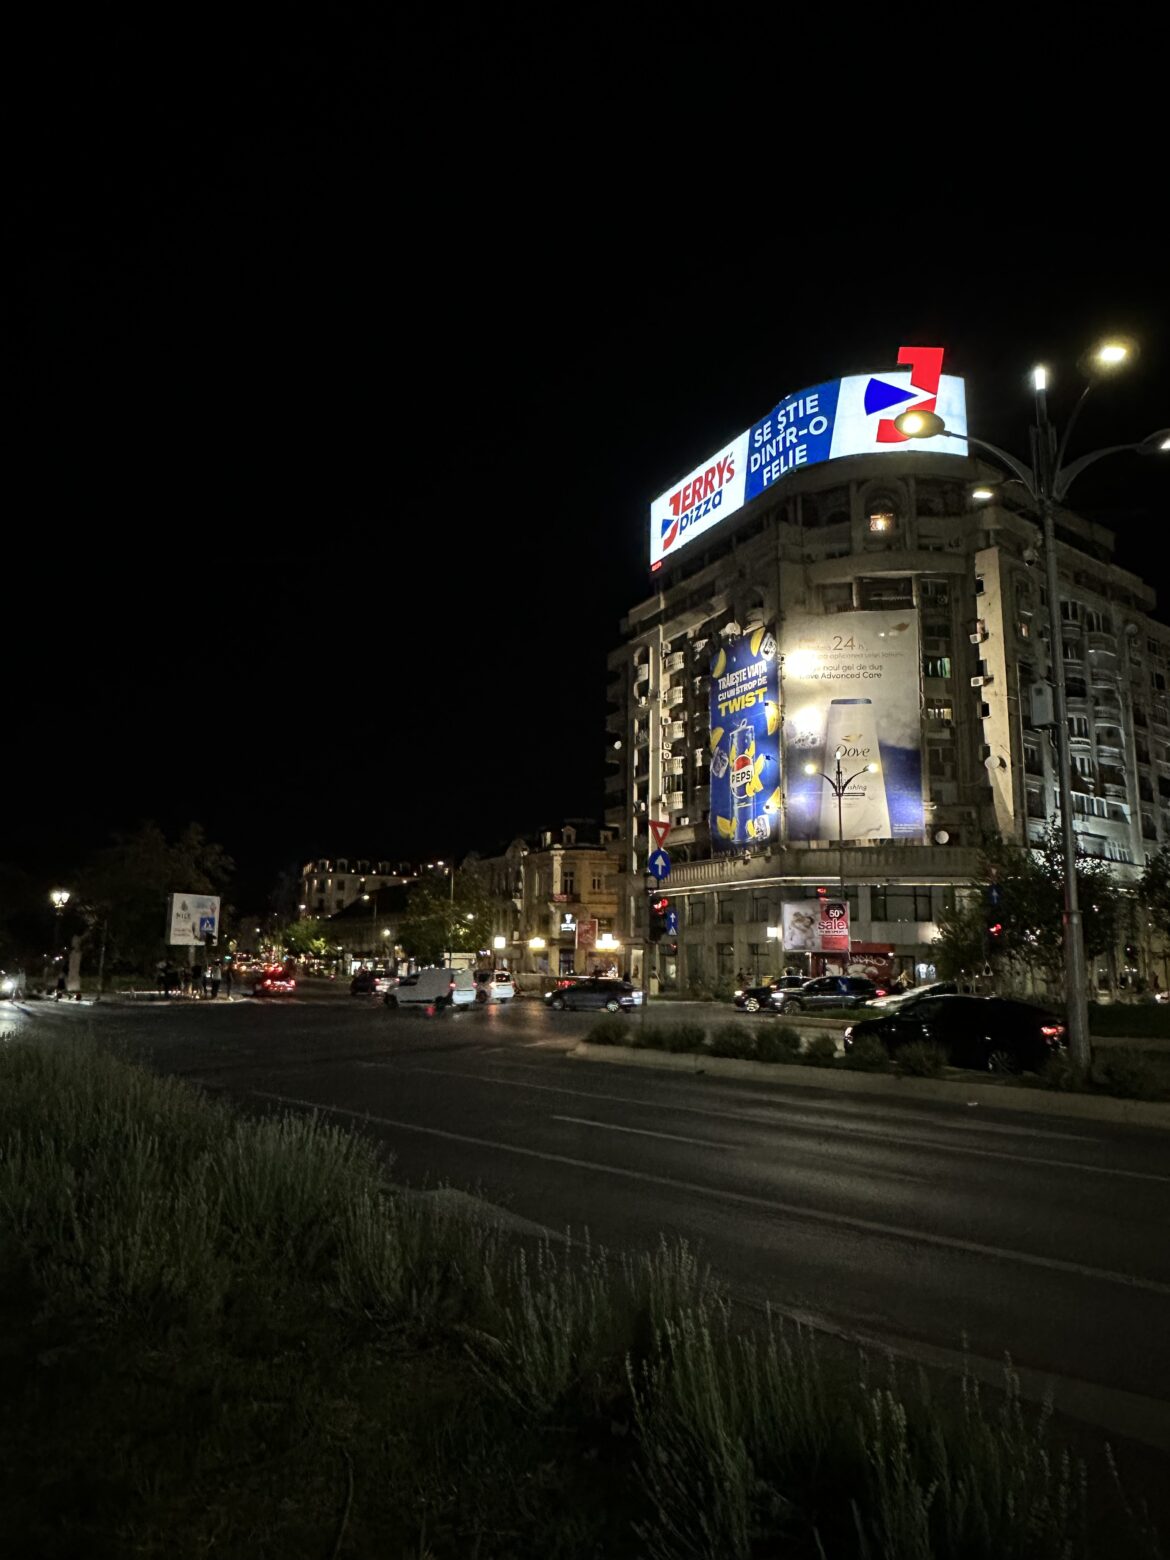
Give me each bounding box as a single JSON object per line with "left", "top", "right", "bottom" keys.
{"left": 678, "top": 815, "right": 691, "bottom": 826}
{"left": 637, "top": 695, "right": 648, "bottom": 708}
{"left": 969, "top": 621, "right": 987, "bottom": 643}
{"left": 970, "top": 674, "right": 992, "bottom": 688}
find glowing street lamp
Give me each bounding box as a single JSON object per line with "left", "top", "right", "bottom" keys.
{"left": 894, "top": 340, "right": 1167, "bottom": 1069}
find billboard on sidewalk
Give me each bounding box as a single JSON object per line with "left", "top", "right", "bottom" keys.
{"left": 782, "top": 610, "right": 924, "bottom": 842}
{"left": 709, "top": 625, "right": 781, "bottom": 851}
{"left": 782, "top": 899, "right": 850, "bottom": 953}
{"left": 167, "top": 893, "right": 221, "bottom": 946}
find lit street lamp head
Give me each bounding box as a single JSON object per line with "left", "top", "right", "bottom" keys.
{"left": 893, "top": 409, "right": 947, "bottom": 439}
{"left": 1085, "top": 337, "right": 1135, "bottom": 375}
{"left": 803, "top": 762, "right": 818, "bottom": 775}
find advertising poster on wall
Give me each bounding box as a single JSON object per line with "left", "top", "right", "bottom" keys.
{"left": 167, "top": 893, "right": 220, "bottom": 947}
{"left": 709, "top": 626, "right": 781, "bottom": 850}
{"left": 783, "top": 610, "right": 924, "bottom": 842}
{"left": 782, "top": 899, "right": 850, "bottom": 954}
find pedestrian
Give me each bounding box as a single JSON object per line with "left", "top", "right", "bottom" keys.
{"left": 223, "top": 962, "right": 234, "bottom": 1000}
{"left": 191, "top": 962, "right": 203, "bottom": 998}
{"left": 55, "top": 972, "right": 67, "bottom": 1001}
{"left": 209, "top": 963, "right": 221, "bottom": 1000}
{"left": 156, "top": 960, "right": 167, "bottom": 995}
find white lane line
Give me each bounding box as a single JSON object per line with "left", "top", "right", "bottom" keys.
{"left": 248, "top": 1089, "right": 1170, "bottom": 1298}
{"left": 551, "top": 1114, "right": 729, "bottom": 1151}
{"left": 395, "top": 1065, "right": 1170, "bottom": 1184}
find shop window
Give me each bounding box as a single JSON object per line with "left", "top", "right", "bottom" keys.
{"left": 687, "top": 897, "right": 708, "bottom": 926}
{"left": 716, "top": 943, "right": 736, "bottom": 979}
{"left": 717, "top": 894, "right": 736, "bottom": 924}
{"left": 870, "top": 886, "right": 934, "bottom": 921}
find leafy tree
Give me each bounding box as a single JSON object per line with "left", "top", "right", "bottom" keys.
{"left": 398, "top": 865, "right": 495, "bottom": 967}
{"left": 278, "top": 918, "right": 332, "bottom": 959}
{"left": 931, "top": 892, "right": 986, "bottom": 980}
{"left": 76, "top": 821, "right": 234, "bottom": 975}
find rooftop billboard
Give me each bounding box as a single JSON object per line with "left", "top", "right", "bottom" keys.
{"left": 649, "top": 345, "right": 967, "bottom": 569}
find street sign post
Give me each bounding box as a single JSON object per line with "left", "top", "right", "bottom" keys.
{"left": 649, "top": 819, "right": 672, "bottom": 849}
{"left": 648, "top": 848, "right": 671, "bottom": 880}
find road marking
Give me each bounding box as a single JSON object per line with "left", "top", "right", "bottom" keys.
{"left": 392, "top": 1065, "right": 1170, "bottom": 1184}
{"left": 551, "top": 1114, "right": 729, "bottom": 1151}
{"left": 248, "top": 1089, "right": 1170, "bottom": 1297}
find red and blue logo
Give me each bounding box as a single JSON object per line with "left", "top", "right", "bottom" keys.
{"left": 863, "top": 346, "right": 944, "bottom": 442}
{"left": 661, "top": 451, "right": 737, "bottom": 553}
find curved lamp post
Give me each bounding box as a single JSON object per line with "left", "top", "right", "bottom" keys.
{"left": 803, "top": 749, "right": 877, "bottom": 960}
{"left": 896, "top": 339, "right": 1167, "bottom": 1069}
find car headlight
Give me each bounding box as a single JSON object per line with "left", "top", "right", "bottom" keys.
{"left": 733, "top": 990, "right": 743, "bottom": 997}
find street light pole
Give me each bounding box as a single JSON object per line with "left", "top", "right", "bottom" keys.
{"left": 894, "top": 342, "right": 1167, "bottom": 1072}
{"left": 803, "top": 751, "right": 877, "bottom": 965}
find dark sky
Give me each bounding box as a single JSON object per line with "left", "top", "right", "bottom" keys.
{"left": 12, "top": 22, "right": 1169, "bottom": 905}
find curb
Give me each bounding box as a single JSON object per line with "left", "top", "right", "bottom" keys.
{"left": 569, "top": 1043, "right": 1170, "bottom": 1130}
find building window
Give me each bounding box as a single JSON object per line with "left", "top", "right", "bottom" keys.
{"left": 859, "top": 576, "right": 913, "bottom": 610}
{"left": 1072, "top": 753, "right": 1093, "bottom": 778}
{"left": 822, "top": 582, "right": 854, "bottom": 613}
{"left": 870, "top": 886, "right": 934, "bottom": 922}
{"left": 928, "top": 745, "right": 956, "bottom": 780}
{"left": 716, "top": 943, "right": 736, "bottom": 979}
{"left": 562, "top": 870, "right": 575, "bottom": 895}
{"left": 750, "top": 891, "right": 771, "bottom": 921}
{"left": 1068, "top": 716, "right": 1089, "bottom": 739}
{"left": 1061, "top": 600, "right": 1080, "bottom": 623}
{"left": 716, "top": 894, "right": 735, "bottom": 924}
{"left": 1024, "top": 744, "right": 1043, "bottom": 775}
{"left": 1026, "top": 788, "right": 1047, "bottom": 820}
{"left": 868, "top": 510, "right": 895, "bottom": 533}
{"left": 336, "top": 879, "right": 346, "bottom": 892}
{"left": 923, "top": 656, "right": 952, "bottom": 679}
{"left": 749, "top": 942, "right": 769, "bottom": 978}
{"left": 591, "top": 873, "right": 604, "bottom": 891}
{"left": 687, "top": 896, "right": 707, "bottom": 927}
{"left": 1018, "top": 619, "right": 1031, "bottom": 639}
{"left": 925, "top": 701, "right": 954, "bottom": 723}
{"left": 920, "top": 578, "right": 950, "bottom": 603}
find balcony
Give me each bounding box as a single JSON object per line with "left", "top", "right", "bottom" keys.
{"left": 661, "top": 684, "right": 685, "bottom": 709}
{"left": 665, "top": 843, "right": 982, "bottom": 888}
{"left": 1087, "top": 630, "right": 1118, "bottom": 656}
{"left": 666, "top": 791, "right": 685, "bottom": 812}
{"left": 606, "top": 709, "right": 625, "bottom": 734}
{"left": 605, "top": 772, "right": 625, "bottom": 795}
{"left": 666, "top": 755, "right": 686, "bottom": 776}
{"left": 1096, "top": 741, "right": 1124, "bottom": 762}
{"left": 665, "top": 651, "right": 686, "bottom": 673}
{"left": 665, "top": 721, "right": 687, "bottom": 742}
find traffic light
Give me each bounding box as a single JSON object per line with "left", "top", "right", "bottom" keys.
{"left": 984, "top": 881, "right": 1007, "bottom": 947}
{"left": 649, "top": 896, "right": 670, "bottom": 942}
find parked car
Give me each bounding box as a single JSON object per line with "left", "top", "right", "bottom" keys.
{"left": 252, "top": 965, "right": 297, "bottom": 996}
{"left": 352, "top": 969, "right": 397, "bottom": 995}
{"left": 864, "top": 980, "right": 966, "bottom": 1011}
{"left": 474, "top": 969, "right": 515, "bottom": 1002}
{"left": 733, "top": 976, "right": 806, "bottom": 1013}
{"left": 771, "top": 975, "right": 884, "bottom": 1013}
{"left": 384, "top": 967, "right": 477, "bottom": 1009}
{"left": 544, "top": 977, "right": 640, "bottom": 1013}
{"left": 843, "top": 994, "right": 1067, "bottom": 1073}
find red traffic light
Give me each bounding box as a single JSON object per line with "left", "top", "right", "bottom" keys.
{"left": 651, "top": 896, "right": 670, "bottom": 914}
{"left": 987, "top": 922, "right": 1003, "bottom": 938}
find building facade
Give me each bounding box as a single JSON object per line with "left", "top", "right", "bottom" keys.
{"left": 299, "top": 858, "right": 417, "bottom": 918}
{"left": 606, "top": 442, "right": 1170, "bottom": 992}
{"left": 473, "top": 821, "right": 624, "bottom": 979}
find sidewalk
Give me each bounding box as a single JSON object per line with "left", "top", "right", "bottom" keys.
{"left": 570, "top": 1042, "right": 1170, "bottom": 1130}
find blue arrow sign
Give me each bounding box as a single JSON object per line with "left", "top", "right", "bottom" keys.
{"left": 648, "top": 849, "right": 671, "bottom": 880}
{"left": 863, "top": 377, "right": 917, "bottom": 416}
{"left": 664, "top": 908, "right": 679, "bottom": 935}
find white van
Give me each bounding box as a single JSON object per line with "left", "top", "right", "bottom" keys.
{"left": 384, "top": 967, "right": 477, "bottom": 1009}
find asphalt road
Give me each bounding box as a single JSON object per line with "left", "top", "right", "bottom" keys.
{"left": 9, "top": 991, "right": 1170, "bottom": 1457}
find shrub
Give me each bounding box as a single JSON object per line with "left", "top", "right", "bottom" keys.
{"left": 843, "top": 1035, "right": 891, "bottom": 1072}
{"left": 755, "top": 1026, "right": 802, "bottom": 1064}
{"left": 630, "top": 1024, "right": 667, "bottom": 1050}
{"left": 896, "top": 1041, "right": 947, "bottom": 1078}
{"left": 584, "top": 1015, "right": 628, "bottom": 1047}
{"left": 1042, "top": 1050, "right": 1089, "bottom": 1092}
{"left": 663, "top": 1022, "right": 706, "bottom": 1054}
{"left": 1091, "top": 1047, "right": 1165, "bottom": 1101}
{"left": 708, "top": 1023, "right": 756, "bottom": 1059}
{"left": 802, "top": 1033, "right": 838, "bottom": 1067}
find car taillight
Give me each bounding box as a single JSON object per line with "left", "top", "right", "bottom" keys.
{"left": 1040, "top": 1024, "right": 1065, "bottom": 1040}
{"left": 874, "top": 987, "right": 888, "bottom": 997}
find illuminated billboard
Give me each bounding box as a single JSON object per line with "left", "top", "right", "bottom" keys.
{"left": 709, "top": 625, "right": 781, "bottom": 851}
{"left": 782, "top": 899, "right": 849, "bottom": 954}
{"left": 649, "top": 345, "right": 967, "bottom": 568}
{"left": 782, "top": 610, "right": 924, "bottom": 842}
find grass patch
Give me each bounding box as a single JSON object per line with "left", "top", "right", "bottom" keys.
{"left": 1088, "top": 1002, "right": 1170, "bottom": 1039}
{"left": 584, "top": 1015, "right": 628, "bottom": 1046}
{"left": 708, "top": 1023, "right": 757, "bottom": 1059}
{"left": 0, "top": 1034, "right": 1162, "bottom": 1559}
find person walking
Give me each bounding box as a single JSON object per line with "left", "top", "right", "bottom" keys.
{"left": 222, "top": 961, "right": 234, "bottom": 1000}
{"left": 191, "top": 962, "right": 203, "bottom": 998}
{"left": 209, "top": 963, "right": 221, "bottom": 1000}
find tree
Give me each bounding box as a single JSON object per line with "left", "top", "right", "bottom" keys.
{"left": 398, "top": 866, "right": 495, "bottom": 967}
{"left": 278, "top": 918, "right": 332, "bottom": 959}
{"left": 76, "top": 821, "right": 234, "bottom": 975}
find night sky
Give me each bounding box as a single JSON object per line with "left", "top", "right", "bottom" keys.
{"left": 13, "top": 24, "right": 1168, "bottom": 906}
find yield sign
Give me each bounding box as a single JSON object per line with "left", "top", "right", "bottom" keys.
{"left": 649, "top": 819, "right": 671, "bottom": 848}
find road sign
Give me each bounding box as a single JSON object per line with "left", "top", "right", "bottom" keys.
{"left": 198, "top": 914, "right": 217, "bottom": 937}
{"left": 664, "top": 908, "right": 679, "bottom": 935}
{"left": 648, "top": 848, "right": 671, "bottom": 880}
{"left": 649, "top": 819, "right": 671, "bottom": 849}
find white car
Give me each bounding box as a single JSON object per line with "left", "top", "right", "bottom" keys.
{"left": 384, "top": 968, "right": 477, "bottom": 1008}
{"left": 474, "top": 969, "right": 515, "bottom": 1002}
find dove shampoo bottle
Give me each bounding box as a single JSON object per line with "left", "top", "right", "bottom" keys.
{"left": 820, "top": 698, "right": 891, "bottom": 839}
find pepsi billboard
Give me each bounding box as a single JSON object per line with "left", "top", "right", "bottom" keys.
{"left": 649, "top": 346, "right": 967, "bottom": 569}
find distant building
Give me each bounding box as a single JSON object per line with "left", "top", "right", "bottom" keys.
{"left": 327, "top": 882, "right": 413, "bottom": 968}
{"left": 472, "top": 820, "right": 623, "bottom": 978}
{"left": 300, "top": 858, "right": 416, "bottom": 919}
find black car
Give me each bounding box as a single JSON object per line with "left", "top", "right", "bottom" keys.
{"left": 843, "top": 994, "right": 1067, "bottom": 1073}
{"left": 733, "top": 976, "right": 806, "bottom": 1013}
{"left": 771, "top": 975, "right": 884, "bottom": 1013}
{"left": 544, "top": 978, "right": 640, "bottom": 1013}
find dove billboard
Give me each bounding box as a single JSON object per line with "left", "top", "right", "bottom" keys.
{"left": 782, "top": 611, "right": 924, "bottom": 842}
{"left": 709, "top": 626, "right": 781, "bottom": 852}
